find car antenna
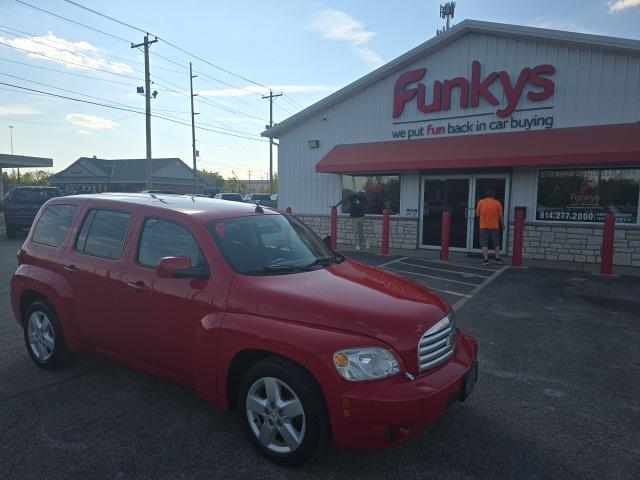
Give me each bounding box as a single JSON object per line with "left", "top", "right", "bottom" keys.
{"left": 149, "top": 193, "right": 166, "bottom": 203}
{"left": 253, "top": 200, "right": 264, "bottom": 214}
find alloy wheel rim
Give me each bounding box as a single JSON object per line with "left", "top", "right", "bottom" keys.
{"left": 245, "top": 376, "right": 306, "bottom": 453}
{"left": 27, "top": 311, "right": 55, "bottom": 361}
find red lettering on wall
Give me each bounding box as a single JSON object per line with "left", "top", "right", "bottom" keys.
{"left": 393, "top": 68, "right": 426, "bottom": 118}
{"left": 391, "top": 61, "right": 555, "bottom": 119}
{"left": 442, "top": 77, "right": 470, "bottom": 110}
{"left": 527, "top": 64, "right": 555, "bottom": 101}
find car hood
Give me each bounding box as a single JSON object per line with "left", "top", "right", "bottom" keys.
{"left": 227, "top": 259, "right": 450, "bottom": 373}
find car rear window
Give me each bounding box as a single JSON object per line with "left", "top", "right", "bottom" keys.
{"left": 137, "top": 218, "right": 205, "bottom": 268}
{"left": 10, "top": 189, "right": 58, "bottom": 204}
{"left": 32, "top": 204, "right": 78, "bottom": 247}
{"left": 75, "top": 209, "right": 132, "bottom": 260}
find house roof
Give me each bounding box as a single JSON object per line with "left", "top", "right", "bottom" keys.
{"left": 0, "top": 154, "right": 53, "bottom": 168}
{"left": 262, "top": 19, "right": 640, "bottom": 139}
{"left": 50, "top": 157, "right": 211, "bottom": 185}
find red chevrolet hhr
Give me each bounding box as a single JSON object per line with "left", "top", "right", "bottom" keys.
{"left": 10, "top": 193, "right": 478, "bottom": 465}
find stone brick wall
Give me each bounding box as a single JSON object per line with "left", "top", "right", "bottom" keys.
{"left": 509, "top": 222, "right": 640, "bottom": 267}
{"left": 297, "top": 214, "right": 418, "bottom": 249}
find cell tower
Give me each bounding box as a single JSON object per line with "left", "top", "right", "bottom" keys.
{"left": 437, "top": 2, "right": 456, "bottom": 35}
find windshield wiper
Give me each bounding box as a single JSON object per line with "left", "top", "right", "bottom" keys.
{"left": 304, "top": 256, "right": 339, "bottom": 269}
{"left": 250, "top": 264, "right": 311, "bottom": 275}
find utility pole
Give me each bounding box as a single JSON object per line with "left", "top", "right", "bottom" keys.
{"left": 9, "top": 125, "right": 19, "bottom": 184}
{"left": 262, "top": 89, "right": 282, "bottom": 194}
{"left": 189, "top": 62, "right": 199, "bottom": 194}
{"left": 131, "top": 34, "right": 158, "bottom": 190}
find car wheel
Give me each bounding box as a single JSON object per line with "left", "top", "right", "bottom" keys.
{"left": 23, "top": 301, "right": 76, "bottom": 370}
{"left": 237, "top": 356, "right": 329, "bottom": 466}
{"left": 5, "top": 225, "right": 17, "bottom": 239}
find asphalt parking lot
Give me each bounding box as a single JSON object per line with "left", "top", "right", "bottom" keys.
{"left": 1, "top": 233, "right": 639, "bottom": 480}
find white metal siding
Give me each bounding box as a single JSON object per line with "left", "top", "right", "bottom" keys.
{"left": 278, "top": 31, "right": 640, "bottom": 214}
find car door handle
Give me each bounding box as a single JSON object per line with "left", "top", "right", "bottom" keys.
{"left": 63, "top": 265, "right": 80, "bottom": 276}
{"left": 127, "top": 281, "right": 149, "bottom": 293}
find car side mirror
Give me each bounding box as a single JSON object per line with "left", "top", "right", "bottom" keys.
{"left": 156, "top": 256, "right": 209, "bottom": 279}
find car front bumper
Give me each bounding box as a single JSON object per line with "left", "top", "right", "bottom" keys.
{"left": 328, "top": 331, "right": 478, "bottom": 449}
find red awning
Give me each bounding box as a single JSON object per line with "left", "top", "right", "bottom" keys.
{"left": 315, "top": 123, "right": 640, "bottom": 173}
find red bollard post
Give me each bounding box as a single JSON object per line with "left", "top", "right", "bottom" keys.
{"left": 285, "top": 206, "right": 292, "bottom": 214}
{"left": 381, "top": 208, "right": 390, "bottom": 255}
{"left": 330, "top": 206, "right": 337, "bottom": 251}
{"left": 512, "top": 208, "right": 525, "bottom": 267}
{"left": 440, "top": 210, "right": 450, "bottom": 261}
{"left": 600, "top": 211, "right": 615, "bottom": 275}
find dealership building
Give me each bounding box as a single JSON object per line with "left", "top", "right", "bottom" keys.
{"left": 263, "top": 20, "right": 640, "bottom": 267}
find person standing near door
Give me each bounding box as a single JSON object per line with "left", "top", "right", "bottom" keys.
{"left": 476, "top": 189, "right": 504, "bottom": 266}
{"left": 334, "top": 189, "right": 369, "bottom": 251}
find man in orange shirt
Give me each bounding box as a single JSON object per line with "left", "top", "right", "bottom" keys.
{"left": 476, "top": 189, "right": 504, "bottom": 266}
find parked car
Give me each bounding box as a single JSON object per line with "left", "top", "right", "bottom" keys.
{"left": 214, "top": 192, "right": 245, "bottom": 203}
{"left": 10, "top": 194, "right": 477, "bottom": 465}
{"left": 141, "top": 189, "right": 176, "bottom": 195}
{"left": 3, "top": 186, "right": 60, "bottom": 239}
{"left": 249, "top": 193, "right": 277, "bottom": 208}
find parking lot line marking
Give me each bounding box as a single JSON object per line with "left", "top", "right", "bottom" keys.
{"left": 387, "top": 268, "right": 481, "bottom": 287}
{"left": 426, "top": 287, "right": 472, "bottom": 298}
{"left": 452, "top": 265, "right": 509, "bottom": 311}
{"left": 426, "top": 259, "right": 498, "bottom": 272}
{"left": 376, "top": 256, "right": 408, "bottom": 268}
{"left": 396, "top": 260, "right": 491, "bottom": 279}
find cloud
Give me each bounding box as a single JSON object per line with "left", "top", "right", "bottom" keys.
{"left": 354, "top": 47, "right": 384, "bottom": 67}
{"left": 0, "top": 104, "right": 40, "bottom": 115}
{"left": 197, "top": 84, "right": 332, "bottom": 97}
{"left": 66, "top": 113, "right": 117, "bottom": 130}
{"left": 77, "top": 130, "right": 91, "bottom": 135}
{"left": 0, "top": 32, "right": 134, "bottom": 73}
{"left": 609, "top": 0, "right": 640, "bottom": 11}
{"left": 308, "top": 9, "right": 383, "bottom": 66}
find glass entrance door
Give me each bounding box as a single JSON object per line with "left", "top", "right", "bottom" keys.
{"left": 471, "top": 177, "right": 509, "bottom": 252}
{"left": 420, "top": 174, "right": 510, "bottom": 252}
{"left": 422, "top": 177, "right": 471, "bottom": 250}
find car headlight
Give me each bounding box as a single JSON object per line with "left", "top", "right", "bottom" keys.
{"left": 333, "top": 347, "right": 400, "bottom": 381}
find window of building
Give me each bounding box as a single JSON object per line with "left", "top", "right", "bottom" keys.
{"left": 75, "top": 209, "right": 131, "bottom": 259}
{"left": 32, "top": 204, "right": 78, "bottom": 247}
{"left": 536, "top": 168, "right": 640, "bottom": 224}
{"left": 341, "top": 174, "right": 401, "bottom": 215}
{"left": 137, "top": 218, "right": 206, "bottom": 268}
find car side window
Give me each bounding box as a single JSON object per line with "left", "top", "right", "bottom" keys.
{"left": 32, "top": 204, "right": 78, "bottom": 247}
{"left": 75, "top": 209, "right": 132, "bottom": 260}
{"left": 137, "top": 218, "right": 205, "bottom": 268}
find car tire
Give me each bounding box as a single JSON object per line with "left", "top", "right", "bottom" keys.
{"left": 23, "top": 301, "right": 77, "bottom": 370}
{"left": 5, "top": 225, "right": 17, "bottom": 239}
{"left": 237, "top": 356, "right": 330, "bottom": 466}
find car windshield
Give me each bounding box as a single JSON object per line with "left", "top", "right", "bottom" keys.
{"left": 207, "top": 214, "right": 340, "bottom": 275}
{"left": 10, "top": 189, "right": 58, "bottom": 204}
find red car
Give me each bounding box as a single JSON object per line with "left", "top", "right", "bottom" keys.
{"left": 10, "top": 194, "right": 478, "bottom": 465}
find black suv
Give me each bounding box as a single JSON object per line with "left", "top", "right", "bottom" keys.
{"left": 3, "top": 186, "right": 60, "bottom": 238}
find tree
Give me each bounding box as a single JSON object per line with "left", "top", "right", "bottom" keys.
{"left": 198, "top": 169, "right": 225, "bottom": 189}
{"left": 2, "top": 169, "right": 50, "bottom": 187}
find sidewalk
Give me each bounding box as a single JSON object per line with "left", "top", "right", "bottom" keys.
{"left": 338, "top": 244, "right": 640, "bottom": 277}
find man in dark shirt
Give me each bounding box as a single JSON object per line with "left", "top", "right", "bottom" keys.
{"left": 335, "top": 190, "right": 369, "bottom": 251}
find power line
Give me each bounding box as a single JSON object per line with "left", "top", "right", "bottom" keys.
{"left": 0, "top": 36, "right": 143, "bottom": 81}
{"left": 60, "top": 0, "right": 269, "bottom": 88}
{"left": 0, "top": 24, "right": 142, "bottom": 68}
{"left": 62, "top": 0, "right": 148, "bottom": 35}
{"left": 0, "top": 81, "right": 269, "bottom": 142}
{"left": 12, "top": 0, "right": 132, "bottom": 44}
{"left": 0, "top": 56, "right": 136, "bottom": 87}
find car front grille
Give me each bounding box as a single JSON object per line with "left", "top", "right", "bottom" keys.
{"left": 418, "top": 314, "right": 456, "bottom": 371}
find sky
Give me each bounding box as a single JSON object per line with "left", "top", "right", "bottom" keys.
{"left": 1, "top": 0, "right": 640, "bottom": 180}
